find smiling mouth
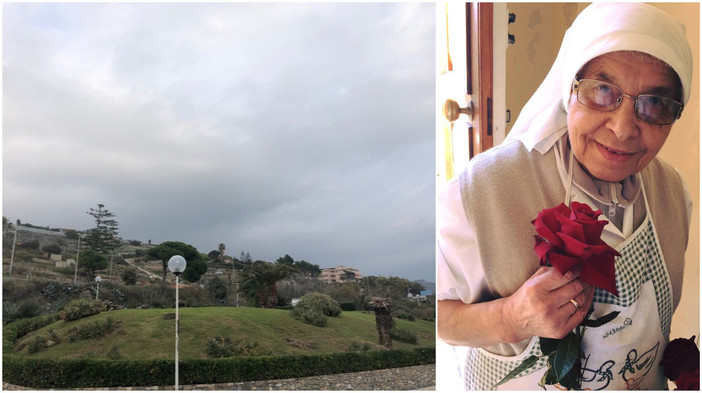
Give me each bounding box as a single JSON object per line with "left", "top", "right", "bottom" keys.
{"left": 598, "top": 142, "right": 633, "bottom": 156}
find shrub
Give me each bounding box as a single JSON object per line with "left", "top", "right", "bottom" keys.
{"left": 296, "top": 292, "right": 342, "bottom": 316}
{"left": 390, "top": 327, "right": 417, "bottom": 344}
{"left": 48, "top": 328, "right": 61, "bottom": 344}
{"left": 60, "top": 299, "right": 104, "bottom": 322}
{"left": 19, "top": 240, "right": 40, "bottom": 250}
{"left": 206, "top": 336, "right": 272, "bottom": 358}
{"left": 106, "top": 345, "right": 122, "bottom": 360}
{"left": 412, "top": 307, "right": 435, "bottom": 322}
{"left": 395, "top": 311, "right": 416, "bottom": 321}
{"left": 292, "top": 308, "right": 328, "bottom": 327}
{"left": 15, "top": 299, "right": 42, "bottom": 320}
{"left": 122, "top": 269, "right": 137, "bottom": 286}
{"left": 67, "top": 318, "right": 116, "bottom": 342}
{"left": 27, "top": 335, "right": 48, "bottom": 355}
{"left": 290, "top": 292, "right": 342, "bottom": 327}
{"left": 3, "top": 314, "right": 61, "bottom": 352}
{"left": 347, "top": 341, "right": 372, "bottom": 352}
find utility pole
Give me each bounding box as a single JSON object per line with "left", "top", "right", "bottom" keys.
{"left": 109, "top": 253, "right": 114, "bottom": 279}
{"left": 74, "top": 235, "right": 81, "bottom": 285}
{"left": 9, "top": 227, "right": 17, "bottom": 275}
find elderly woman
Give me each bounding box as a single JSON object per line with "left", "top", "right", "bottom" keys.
{"left": 436, "top": 3, "right": 693, "bottom": 390}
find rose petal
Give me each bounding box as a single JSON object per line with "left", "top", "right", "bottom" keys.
{"left": 570, "top": 201, "right": 602, "bottom": 220}
{"left": 547, "top": 252, "right": 581, "bottom": 276}
{"left": 576, "top": 219, "right": 609, "bottom": 244}
{"left": 580, "top": 254, "right": 618, "bottom": 296}
{"left": 558, "top": 233, "right": 594, "bottom": 259}
{"left": 532, "top": 204, "right": 570, "bottom": 248}
{"left": 583, "top": 243, "right": 620, "bottom": 258}
{"left": 556, "top": 214, "right": 586, "bottom": 242}
{"left": 534, "top": 235, "right": 555, "bottom": 265}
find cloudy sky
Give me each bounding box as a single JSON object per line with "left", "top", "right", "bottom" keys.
{"left": 3, "top": 3, "right": 436, "bottom": 281}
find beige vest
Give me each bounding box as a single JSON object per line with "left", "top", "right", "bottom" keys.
{"left": 459, "top": 140, "right": 689, "bottom": 356}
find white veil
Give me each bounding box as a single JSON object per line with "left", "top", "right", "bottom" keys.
{"left": 504, "top": 3, "right": 693, "bottom": 154}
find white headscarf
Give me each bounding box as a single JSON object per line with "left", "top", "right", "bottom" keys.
{"left": 504, "top": 3, "right": 693, "bottom": 154}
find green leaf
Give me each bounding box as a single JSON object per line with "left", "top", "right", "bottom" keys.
{"left": 492, "top": 355, "right": 540, "bottom": 389}
{"left": 580, "top": 311, "right": 620, "bottom": 328}
{"left": 538, "top": 361, "right": 558, "bottom": 390}
{"left": 553, "top": 332, "right": 580, "bottom": 382}
{"left": 557, "top": 357, "right": 581, "bottom": 390}
{"left": 539, "top": 337, "right": 560, "bottom": 355}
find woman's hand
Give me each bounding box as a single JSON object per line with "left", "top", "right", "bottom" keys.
{"left": 437, "top": 266, "right": 595, "bottom": 348}
{"left": 503, "top": 266, "right": 595, "bottom": 343}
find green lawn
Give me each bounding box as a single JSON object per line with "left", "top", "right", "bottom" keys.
{"left": 13, "top": 307, "right": 435, "bottom": 360}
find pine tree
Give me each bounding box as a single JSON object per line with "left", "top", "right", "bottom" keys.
{"left": 85, "top": 204, "right": 120, "bottom": 253}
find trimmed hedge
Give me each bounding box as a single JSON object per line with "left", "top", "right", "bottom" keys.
{"left": 3, "top": 347, "right": 435, "bottom": 389}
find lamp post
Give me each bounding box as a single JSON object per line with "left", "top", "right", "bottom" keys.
{"left": 95, "top": 276, "right": 102, "bottom": 300}
{"left": 168, "top": 255, "right": 187, "bottom": 390}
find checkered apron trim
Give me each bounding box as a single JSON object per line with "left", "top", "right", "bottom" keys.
{"left": 463, "top": 185, "right": 673, "bottom": 390}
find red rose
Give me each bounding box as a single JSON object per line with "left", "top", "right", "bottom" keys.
{"left": 662, "top": 336, "right": 700, "bottom": 381}
{"left": 675, "top": 370, "right": 700, "bottom": 390}
{"left": 532, "top": 201, "right": 620, "bottom": 296}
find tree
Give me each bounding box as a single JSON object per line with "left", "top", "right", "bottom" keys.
{"left": 364, "top": 276, "right": 425, "bottom": 300}
{"left": 42, "top": 243, "right": 62, "bottom": 259}
{"left": 240, "top": 251, "right": 252, "bottom": 264}
{"left": 294, "top": 260, "right": 321, "bottom": 277}
{"left": 79, "top": 249, "right": 108, "bottom": 277}
{"left": 64, "top": 229, "right": 80, "bottom": 240}
{"left": 208, "top": 250, "right": 221, "bottom": 261}
{"left": 218, "top": 243, "right": 226, "bottom": 263}
{"left": 208, "top": 276, "right": 228, "bottom": 305}
{"left": 276, "top": 254, "right": 295, "bottom": 266}
{"left": 181, "top": 257, "right": 207, "bottom": 283}
{"left": 148, "top": 241, "right": 206, "bottom": 283}
{"left": 239, "top": 261, "right": 298, "bottom": 308}
{"left": 275, "top": 255, "right": 320, "bottom": 277}
{"left": 122, "top": 269, "right": 138, "bottom": 285}
{"left": 85, "top": 204, "right": 120, "bottom": 253}
{"left": 368, "top": 297, "right": 393, "bottom": 348}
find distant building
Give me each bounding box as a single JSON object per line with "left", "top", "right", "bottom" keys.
{"left": 319, "top": 265, "right": 362, "bottom": 284}
{"left": 408, "top": 289, "right": 432, "bottom": 303}
{"left": 56, "top": 259, "right": 74, "bottom": 269}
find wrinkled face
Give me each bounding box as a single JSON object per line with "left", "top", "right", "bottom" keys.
{"left": 567, "top": 51, "right": 682, "bottom": 182}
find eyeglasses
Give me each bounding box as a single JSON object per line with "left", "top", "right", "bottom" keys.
{"left": 572, "top": 78, "right": 683, "bottom": 125}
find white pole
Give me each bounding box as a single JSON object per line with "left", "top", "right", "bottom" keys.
{"left": 74, "top": 236, "right": 81, "bottom": 285}
{"left": 9, "top": 228, "right": 17, "bottom": 275}
{"left": 175, "top": 274, "right": 180, "bottom": 390}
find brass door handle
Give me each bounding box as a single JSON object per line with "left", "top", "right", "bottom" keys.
{"left": 443, "top": 99, "right": 473, "bottom": 123}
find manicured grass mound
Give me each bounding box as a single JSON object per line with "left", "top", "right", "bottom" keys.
{"left": 4, "top": 307, "right": 435, "bottom": 388}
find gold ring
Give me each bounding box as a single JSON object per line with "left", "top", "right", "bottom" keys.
{"left": 570, "top": 298, "right": 581, "bottom": 311}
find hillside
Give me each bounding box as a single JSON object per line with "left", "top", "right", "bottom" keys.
{"left": 11, "top": 307, "right": 435, "bottom": 360}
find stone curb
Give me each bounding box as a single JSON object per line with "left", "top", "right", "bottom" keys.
{"left": 3, "top": 364, "right": 435, "bottom": 391}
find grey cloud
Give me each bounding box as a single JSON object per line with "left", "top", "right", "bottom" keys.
{"left": 3, "top": 2, "right": 435, "bottom": 281}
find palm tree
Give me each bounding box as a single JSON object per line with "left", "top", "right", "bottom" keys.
{"left": 368, "top": 297, "right": 393, "bottom": 348}
{"left": 218, "top": 243, "right": 226, "bottom": 263}
{"left": 239, "top": 261, "right": 298, "bottom": 308}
